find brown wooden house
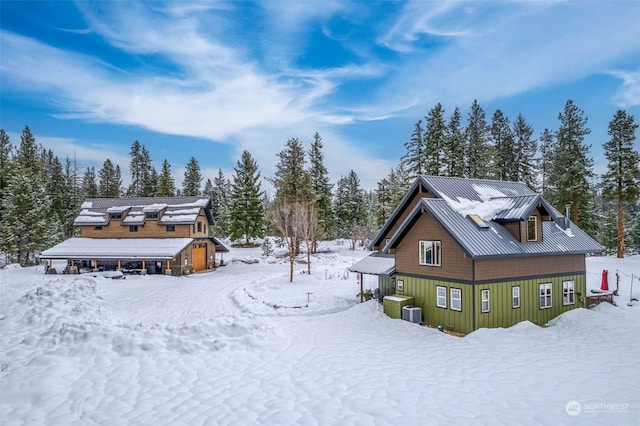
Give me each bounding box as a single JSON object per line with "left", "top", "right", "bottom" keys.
{"left": 41, "top": 196, "right": 228, "bottom": 276}
{"left": 351, "top": 176, "right": 603, "bottom": 334}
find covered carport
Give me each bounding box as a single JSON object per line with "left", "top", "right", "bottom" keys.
{"left": 349, "top": 253, "right": 396, "bottom": 302}
{"left": 40, "top": 237, "right": 193, "bottom": 275}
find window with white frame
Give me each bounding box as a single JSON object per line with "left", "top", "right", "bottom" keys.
{"left": 436, "top": 286, "right": 447, "bottom": 308}
{"left": 419, "top": 240, "right": 441, "bottom": 266}
{"left": 527, "top": 216, "right": 537, "bottom": 241}
{"left": 512, "top": 286, "right": 520, "bottom": 308}
{"left": 450, "top": 288, "right": 462, "bottom": 311}
{"left": 481, "top": 289, "right": 490, "bottom": 313}
{"left": 539, "top": 283, "right": 552, "bottom": 309}
{"left": 563, "top": 280, "right": 575, "bottom": 305}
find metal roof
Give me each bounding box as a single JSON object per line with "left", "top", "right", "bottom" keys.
{"left": 349, "top": 253, "right": 396, "bottom": 275}
{"left": 492, "top": 195, "right": 553, "bottom": 221}
{"left": 369, "top": 175, "right": 537, "bottom": 249}
{"left": 74, "top": 196, "right": 213, "bottom": 227}
{"left": 385, "top": 198, "right": 603, "bottom": 259}
{"left": 40, "top": 238, "right": 193, "bottom": 260}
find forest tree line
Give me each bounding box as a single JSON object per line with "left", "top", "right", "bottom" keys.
{"left": 0, "top": 99, "right": 638, "bottom": 266}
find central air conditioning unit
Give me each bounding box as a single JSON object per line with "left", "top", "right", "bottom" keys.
{"left": 402, "top": 306, "right": 422, "bottom": 324}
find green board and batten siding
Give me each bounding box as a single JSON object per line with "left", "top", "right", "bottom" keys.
{"left": 396, "top": 273, "right": 586, "bottom": 335}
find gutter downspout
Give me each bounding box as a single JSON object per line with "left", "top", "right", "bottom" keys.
{"left": 472, "top": 258, "right": 476, "bottom": 332}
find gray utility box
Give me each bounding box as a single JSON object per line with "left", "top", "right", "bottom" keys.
{"left": 402, "top": 306, "right": 422, "bottom": 324}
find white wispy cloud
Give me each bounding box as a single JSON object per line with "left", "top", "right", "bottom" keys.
{"left": 610, "top": 69, "right": 640, "bottom": 108}
{"left": 375, "top": 0, "right": 640, "bottom": 110}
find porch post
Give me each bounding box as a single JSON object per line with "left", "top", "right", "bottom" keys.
{"left": 93, "top": 259, "right": 99, "bottom": 272}
{"left": 117, "top": 259, "right": 121, "bottom": 271}
{"left": 141, "top": 260, "right": 146, "bottom": 275}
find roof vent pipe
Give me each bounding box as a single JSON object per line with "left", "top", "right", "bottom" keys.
{"left": 565, "top": 204, "right": 571, "bottom": 229}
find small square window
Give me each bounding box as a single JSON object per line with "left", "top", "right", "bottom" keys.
{"left": 450, "top": 288, "right": 461, "bottom": 311}
{"left": 94, "top": 226, "right": 102, "bottom": 231}
{"left": 436, "top": 286, "right": 447, "bottom": 308}
{"left": 129, "top": 225, "right": 138, "bottom": 233}
{"left": 166, "top": 225, "right": 175, "bottom": 232}
{"left": 481, "top": 289, "right": 490, "bottom": 313}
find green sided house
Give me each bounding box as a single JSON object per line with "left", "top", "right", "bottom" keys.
{"left": 350, "top": 176, "right": 603, "bottom": 334}
{"left": 41, "top": 196, "right": 229, "bottom": 276}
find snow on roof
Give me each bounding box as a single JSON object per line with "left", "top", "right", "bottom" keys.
{"left": 122, "top": 213, "right": 145, "bottom": 224}
{"left": 107, "top": 205, "right": 131, "bottom": 213}
{"left": 81, "top": 201, "right": 93, "bottom": 209}
{"left": 40, "top": 238, "right": 193, "bottom": 260}
{"left": 158, "top": 213, "right": 199, "bottom": 224}
{"left": 349, "top": 254, "right": 395, "bottom": 275}
{"left": 441, "top": 193, "right": 515, "bottom": 221}
{"left": 143, "top": 204, "right": 168, "bottom": 213}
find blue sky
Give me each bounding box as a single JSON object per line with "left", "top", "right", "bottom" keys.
{"left": 1, "top": 1, "right": 639, "bottom": 191}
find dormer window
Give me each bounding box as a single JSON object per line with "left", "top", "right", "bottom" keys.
{"left": 110, "top": 213, "right": 122, "bottom": 220}
{"left": 527, "top": 216, "right": 537, "bottom": 241}
{"left": 145, "top": 212, "right": 158, "bottom": 219}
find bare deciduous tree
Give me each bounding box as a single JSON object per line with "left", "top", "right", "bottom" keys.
{"left": 270, "top": 201, "right": 306, "bottom": 282}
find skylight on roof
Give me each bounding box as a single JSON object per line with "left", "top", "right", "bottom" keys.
{"left": 468, "top": 214, "right": 490, "bottom": 229}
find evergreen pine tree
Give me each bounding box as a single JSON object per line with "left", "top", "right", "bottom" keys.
{"left": 81, "top": 167, "right": 99, "bottom": 198}
{"left": 512, "top": 114, "right": 538, "bottom": 190}
{"left": 424, "top": 103, "right": 446, "bottom": 176}
{"left": 308, "top": 132, "right": 334, "bottom": 240}
{"left": 401, "top": 120, "right": 425, "bottom": 179}
{"left": 547, "top": 100, "right": 596, "bottom": 233}
{"left": 491, "top": 109, "right": 516, "bottom": 181}
{"left": 210, "top": 169, "right": 231, "bottom": 238}
{"left": 182, "top": 156, "right": 202, "bottom": 196}
{"left": 442, "top": 106, "right": 465, "bottom": 177}
{"left": 98, "top": 159, "right": 122, "bottom": 197}
{"left": 1, "top": 169, "right": 56, "bottom": 265}
{"left": 601, "top": 110, "right": 639, "bottom": 258}
{"left": 465, "top": 100, "right": 492, "bottom": 179}
{"left": 333, "top": 170, "right": 366, "bottom": 239}
{"left": 127, "top": 140, "right": 144, "bottom": 196}
{"left": 0, "top": 129, "right": 12, "bottom": 197}
{"left": 229, "top": 150, "right": 264, "bottom": 244}
{"left": 42, "top": 150, "right": 67, "bottom": 245}
{"left": 62, "top": 157, "right": 81, "bottom": 238}
{"left": 272, "top": 137, "right": 312, "bottom": 203}
{"left": 538, "top": 128, "right": 555, "bottom": 198}
{"left": 156, "top": 159, "right": 176, "bottom": 197}
{"left": 15, "top": 126, "right": 40, "bottom": 176}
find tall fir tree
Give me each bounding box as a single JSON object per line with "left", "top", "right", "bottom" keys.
{"left": 601, "top": 110, "right": 639, "bottom": 258}
{"left": 209, "top": 169, "right": 231, "bottom": 238}
{"left": 42, "top": 150, "right": 67, "bottom": 244}
{"left": 98, "top": 159, "right": 122, "bottom": 197}
{"left": 401, "top": 120, "right": 425, "bottom": 179}
{"left": 547, "top": 100, "right": 596, "bottom": 234}
{"left": 0, "top": 129, "right": 12, "bottom": 198}
{"left": 229, "top": 151, "right": 264, "bottom": 244}
{"left": 512, "top": 113, "right": 538, "bottom": 190}
{"left": 272, "top": 137, "right": 312, "bottom": 203}
{"left": 424, "top": 103, "right": 446, "bottom": 176}
{"left": 156, "top": 159, "right": 176, "bottom": 197}
{"left": 63, "top": 157, "right": 81, "bottom": 238}
{"left": 15, "top": 126, "right": 40, "bottom": 177}
{"left": 81, "top": 167, "right": 99, "bottom": 198}
{"left": 491, "top": 109, "right": 516, "bottom": 181}
{"left": 538, "top": 128, "right": 555, "bottom": 198}
{"left": 182, "top": 156, "right": 202, "bottom": 196}
{"left": 333, "top": 170, "right": 366, "bottom": 239}
{"left": 1, "top": 171, "right": 56, "bottom": 264}
{"left": 127, "top": 140, "right": 144, "bottom": 196}
{"left": 442, "top": 106, "right": 465, "bottom": 177}
{"left": 308, "top": 132, "right": 334, "bottom": 240}
{"left": 465, "top": 100, "right": 492, "bottom": 179}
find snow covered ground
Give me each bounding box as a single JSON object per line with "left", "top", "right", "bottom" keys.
{"left": 1, "top": 241, "right": 639, "bottom": 425}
